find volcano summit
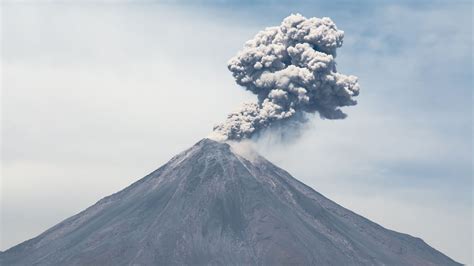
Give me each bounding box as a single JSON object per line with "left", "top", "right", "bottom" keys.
{"left": 0, "top": 139, "right": 459, "bottom": 265}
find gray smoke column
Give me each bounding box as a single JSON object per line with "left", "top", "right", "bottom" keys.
{"left": 211, "top": 14, "right": 360, "bottom": 141}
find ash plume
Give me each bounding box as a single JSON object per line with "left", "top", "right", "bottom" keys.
{"left": 211, "top": 13, "right": 360, "bottom": 141}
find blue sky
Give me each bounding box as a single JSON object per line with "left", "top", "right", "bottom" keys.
{"left": 1, "top": 0, "right": 472, "bottom": 263}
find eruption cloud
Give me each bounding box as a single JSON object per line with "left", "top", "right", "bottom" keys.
{"left": 212, "top": 14, "right": 360, "bottom": 141}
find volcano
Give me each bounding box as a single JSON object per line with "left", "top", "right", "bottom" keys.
{"left": 0, "top": 139, "right": 460, "bottom": 265}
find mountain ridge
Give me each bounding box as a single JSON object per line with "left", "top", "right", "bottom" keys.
{"left": 0, "top": 138, "right": 460, "bottom": 265}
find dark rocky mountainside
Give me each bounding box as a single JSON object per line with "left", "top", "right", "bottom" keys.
{"left": 0, "top": 139, "right": 460, "bottom": 265}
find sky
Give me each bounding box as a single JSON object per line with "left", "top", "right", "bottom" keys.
{"left": 1, "top": 0, "right": 472, "bottom": 263}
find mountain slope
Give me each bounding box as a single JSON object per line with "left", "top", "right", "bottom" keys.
{"left": 0, "top": 139, "right": 460, "bottom": 265}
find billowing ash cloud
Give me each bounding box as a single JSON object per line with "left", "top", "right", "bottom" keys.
{"left": 211, "top": 13, "right": 360, "bottom": 141}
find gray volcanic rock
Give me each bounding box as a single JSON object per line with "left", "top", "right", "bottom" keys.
{"left": 0, "top": 139, "right": 460, "bottom": 265}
